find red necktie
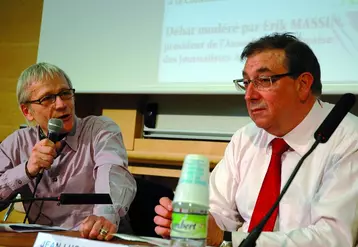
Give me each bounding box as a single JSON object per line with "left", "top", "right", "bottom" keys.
{"left": 248, "top": 138, "right": 289, "bottom": 232}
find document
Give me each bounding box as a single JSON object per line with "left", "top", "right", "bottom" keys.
{"left": 0, "top": 223, "right": 68, "bottom": 232}
{"left": 113, "top": 233, "right": 170, "bottom": 247}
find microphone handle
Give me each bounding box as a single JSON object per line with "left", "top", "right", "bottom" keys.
{"left": 238, "top": 140, "right": 320, "bottom": 247}
{"left": 47, "top": 131, "right": 59, "bottom": 143}
{"left": 37, "top": 133, "right": 59, "bottom": 179}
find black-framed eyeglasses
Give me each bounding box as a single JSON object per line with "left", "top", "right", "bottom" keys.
{"left": 25, "top": 88, "right": 76, "bottom": 106}
{"left": 233, "top": 72, "right": 295, "bottom": 91}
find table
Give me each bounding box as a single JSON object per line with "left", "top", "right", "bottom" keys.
{"left": 0, "top": 231, "right": 144, "bottom": 247}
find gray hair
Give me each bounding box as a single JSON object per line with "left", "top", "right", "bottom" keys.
{"left": 16, "top": 62, "right": 73, "bottom": 105}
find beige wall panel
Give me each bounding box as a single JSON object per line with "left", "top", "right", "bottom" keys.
{"left": 0, "top": 0, "right": 43, "bottom": 140}
{"left": 134, "top": 138, "right": 227, "bottom": 156}
{"left": 102, "top": 109, "right": 143, "bottom": 151}
{"left": 1, "top": 78, "right": 18, "bottom": 93}
{"left": 0, "top": 44, "right": 39, "bottom": 78}
{"left": 0, "top": 0, "right": 43, "bottom": 43}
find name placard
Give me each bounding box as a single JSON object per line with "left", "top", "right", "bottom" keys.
{"left": 33, "top": 232, "right": 127, "bottom": 247}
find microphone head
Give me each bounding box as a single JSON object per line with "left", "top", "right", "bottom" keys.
{"left": 48, "top": 118, "right": 63, "bottom": 133}
{"left": 314, "top": 93, "right": 356, "bottom": 143}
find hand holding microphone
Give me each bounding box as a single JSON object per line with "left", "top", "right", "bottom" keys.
{"left": 23, "top": 119, "right": 64, "bottom": 223}
{"left": 26, "top": 118, "right": 63, "bottom": 177}
{"left": 26, "top": 139, "right": 59, "bottom": 177}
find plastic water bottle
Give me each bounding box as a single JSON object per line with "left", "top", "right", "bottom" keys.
{"left": 170, "top": 154, "right": 210, "bottom": 247}
{"left": 170, "top": 202, "right": 208, "bottom": 247}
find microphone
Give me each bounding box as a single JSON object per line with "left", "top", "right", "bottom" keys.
{"left": 314, "top": 93, "right": 356, "bottom": 143}
{"left": 238, "top": 93, "right": 356, "bottom": 247}
{"left": 0, "top": 193, "right": 113, "bottom": 205}
{"left": 38, "top": 118, "right": 64, "bottom": 178}
{"left": 47, "top": 118, "right": 64, "bottom": 143}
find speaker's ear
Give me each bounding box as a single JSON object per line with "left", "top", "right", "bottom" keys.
{"left": 144, "top": 103, "right": 158, "bottom": 128}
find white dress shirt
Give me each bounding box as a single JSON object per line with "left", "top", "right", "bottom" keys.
{"left": 209, "top": 101, "right": 358, "bottom": 246}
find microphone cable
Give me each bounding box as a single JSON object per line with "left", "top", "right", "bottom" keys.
{"left": 23, "top": 169, "right": 43, "bottom": 223}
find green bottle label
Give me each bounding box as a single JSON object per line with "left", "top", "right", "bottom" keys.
{"left": 170, "top": 212, "right": 208, "bottom": 239}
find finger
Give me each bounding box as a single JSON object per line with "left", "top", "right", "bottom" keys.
{"left": 41, "top": 138, "right": 56, "bottom": 146}
{"left": 80, "top": 217, "right": 95, "bottom": 238}
{"left": 36, "top": 155, "right": 54, "bottom": 170}
{"left": 154, "top": 215, "right": 171, "bottom": 228}
{"left": 80, "top": 216, "right": 96, "bottom": 238}
{"left": 89, "top": 217, "right": 105, "bottom": 239}
{"left": 96, "top": 221, "right": 111, "bottom": 241}
{"left": 29, "top": 154, "right": 53, "bottom": 172}
{"left": 33, "top": 147, "right": 57, "bottom": 160}
{"left": 37, "top": 140, "right": 56, "bottom": 154}
{"left": 104, "top": 223, "right": 117, "bottom": 241}
{"left": 159, "top": 197, "right": 173, "bottom": 211}
{"left": 33, "top": 142, "right": 57, "bottom": 158}
{"left": 38, "top": 138, "right": 56, "bottom": 149}
{"left": 39, "top": 145, "right": 57, "bottom": 157}
{"left": 155, "top": 226, "right": 171, "bottom": 238}
{"left": 81, "top": 216, "right": 91, "bottom": 225}
{"left": 39, "top": 153, "right": 55, "bottom": 164}
{"left": 155, "top": 204, "right": 172, "bottom": 219}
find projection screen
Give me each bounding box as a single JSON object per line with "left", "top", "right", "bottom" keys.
{"left": 37, "top": 0, "right": 358, "bottom": 94}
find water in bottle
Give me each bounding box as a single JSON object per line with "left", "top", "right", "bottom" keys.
{"left": 170, "top": 154, "right": 210, "bottom": 247}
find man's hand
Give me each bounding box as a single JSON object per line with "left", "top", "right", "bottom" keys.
{"left": 79, "top": 215, "right": 117, "bottom": 241}
{"left": 207, "top": 214, "right": 224, "bottom": 247}
{"left": 27, "top": 139, "right": 62, "bottom": 177}
{"left": 154, "top": 197, "right": 173, "bottom": 238}
{"left": 153, "top": 197, "right": 224, "bottom": 246}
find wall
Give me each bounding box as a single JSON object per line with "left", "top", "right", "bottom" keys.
{"left": 0, "top": 0, "right": 43, "bottom": 140}
{"left": 76, "top": 93, "right": 358, "bottom": 130}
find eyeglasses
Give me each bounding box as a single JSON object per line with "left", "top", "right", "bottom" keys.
{"left": 25, "top": 88, "right": 75, "bottom": 106}
{"left": 233, "top": 72, "right": 295, "bottom": 91}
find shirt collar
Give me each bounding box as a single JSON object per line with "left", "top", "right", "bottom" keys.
{"left": 35, "top": 116, "right": 80, "bottom": 151}
{"left": 38, "top": 125, "right": 68, "bottom": 142}
{"left": 264, "top": 100, "right": 327, "bottom": 156}
{"left": 63, "top": 116, "right": 80, "bottom": 151}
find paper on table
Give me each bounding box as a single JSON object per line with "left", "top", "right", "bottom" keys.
{"left": 0, "top": 223, "right": 68, "bottom": 232}
{"left": 112, "top": 233, "right": 170, "bottom": 247}
{"left": 34, "top": 232, "right": 123, "bottom": 247}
